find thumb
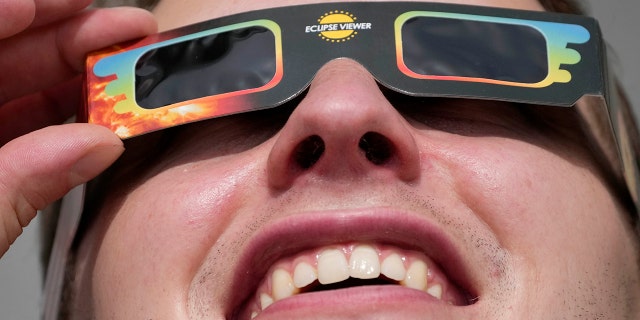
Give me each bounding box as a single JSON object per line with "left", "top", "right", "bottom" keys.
{"left": 0, "top": 123, "right": 123, "bottom": 256}
{"left": 0, "top": 0, "right": 35, "bottom": 38}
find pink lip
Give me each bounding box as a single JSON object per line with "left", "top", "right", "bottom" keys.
{"left": 227, "top": 208, "right": 480, "bottom": 319}
{"left": 240, "top": 286, "right": 477, "bottom": 320}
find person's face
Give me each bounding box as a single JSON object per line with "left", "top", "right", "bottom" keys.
{"left": 73, "top": 0, "right": 640, "bottom": 319}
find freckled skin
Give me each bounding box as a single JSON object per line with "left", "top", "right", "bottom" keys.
{"left": 71, "top": 1, "right": 640, "bottom": 319}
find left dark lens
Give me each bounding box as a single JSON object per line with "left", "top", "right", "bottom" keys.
{"left": 401, "top": 16, "right": 548, "bottom": 83}
{"left": 135, "top": 26, "right": 276, "bottom": 109}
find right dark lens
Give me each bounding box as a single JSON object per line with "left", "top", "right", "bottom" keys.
{"left": 401, "top": 16, "right": 549, "bottom": 83}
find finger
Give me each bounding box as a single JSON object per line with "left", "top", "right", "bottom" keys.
{"left": 31, "top": 0, "right": 92, "bottom": 29}
{"left": 0, "top": 76, "right": 81, "bottom": 146}
{"left": 0, "top": 7, "right": 157, "bottom": 104}
{"left": 57, "top": 7, "right": 157, "bottom": 72}
{"left": 0, "top": 123, "right": 123, "bottom": 256}
{"left": 0, "top": 0, "right": 92, "bottom": 38}
{"left": 0, "top": 0, "right": 35, "bottom": 38}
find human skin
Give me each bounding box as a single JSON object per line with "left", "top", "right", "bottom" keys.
{"left": 0, "top": 0, "right": 156, "bottom": 257}
{"left": 68, "top": 0, "right": 640, "bottom": 319}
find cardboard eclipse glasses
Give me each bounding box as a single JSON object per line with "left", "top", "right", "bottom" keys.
{"left": 84, "top": 2, "right": 604, "bottom": 138}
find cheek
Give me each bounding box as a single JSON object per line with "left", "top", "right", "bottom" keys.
{"left": 442, "top": 135, "right": 616, "bottom": 252}
{"left": 428, "top": 133, "right": 640, "bottom": 314}
{"left": 90, "top": 156, "right": 262, "bottom": 314}
{"left": 434, "top": 133, "right": 637, "bottom": 285}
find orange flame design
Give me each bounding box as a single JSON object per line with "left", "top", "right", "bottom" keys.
{"left": 85, "top": 51, "right": 230, "bottom": 139}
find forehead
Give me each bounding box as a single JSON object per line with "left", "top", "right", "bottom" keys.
{"left": 153, "top": 0, "right": 545, "bottom": 31}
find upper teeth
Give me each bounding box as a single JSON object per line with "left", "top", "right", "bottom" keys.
{"left": 318, "top": 248, "right": 350, "bottom": 284}
{"left": 293, "top": 262, "right": 317, "bottom": 288}
{"left": 249, "top": 243, "right": 446, "bottom": 318}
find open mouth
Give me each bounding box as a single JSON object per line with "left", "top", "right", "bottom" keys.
{"left": 228, "top": 211, "right": 479, "bottom": 319}
{"left": 244, "top": 242, "right": 471, "bottom": 319}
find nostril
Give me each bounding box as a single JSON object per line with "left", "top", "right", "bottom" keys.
{"left": 359, "top": 132, "right": 394, "bottom": 165}
{"left": 294, "top": 135, "right": 325, "bottom": 169}
{"left": 290, "top": 132, "right": 397, "bottom": 171}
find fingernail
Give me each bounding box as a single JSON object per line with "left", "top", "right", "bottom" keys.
{"left": 69, "top": 143, "right": 124, "bottom": 186}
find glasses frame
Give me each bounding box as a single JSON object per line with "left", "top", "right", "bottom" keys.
{"left": 84, "top": 2, "right": 606, "bottom": 136}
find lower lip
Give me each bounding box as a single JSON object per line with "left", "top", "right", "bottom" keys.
{"left": 238, "top": 285, "right": 470, "bottom": 320}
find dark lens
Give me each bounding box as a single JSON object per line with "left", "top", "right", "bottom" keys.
{"left": 401, "top": 16, "right": 548, "bottom": 83}
{"left": 135, "top": 26, "right": 276, "bottom": 109}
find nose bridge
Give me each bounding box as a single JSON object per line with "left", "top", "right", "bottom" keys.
{"left": 299, "top": 59, "right": 396, "bottom": 137}
{"left": 267, "top": 59, "right": 420, "bottom": 188}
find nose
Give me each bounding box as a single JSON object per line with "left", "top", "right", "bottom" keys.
{"left": 267, "top": 59, "right": 421, "bottom": 189}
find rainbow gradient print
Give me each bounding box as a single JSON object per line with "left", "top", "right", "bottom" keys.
{"left": 394, "top": 11, "right": 590, "bottom": 88}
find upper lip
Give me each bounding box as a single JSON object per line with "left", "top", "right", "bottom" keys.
{"left": 226, "top": 207, "right": 480, "bottom": 318}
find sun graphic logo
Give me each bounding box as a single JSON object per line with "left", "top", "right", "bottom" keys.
{"left": 318, "top": 11, "right": 357, "bottom": 42}
{"left": 304, "top": 10, "right": 372, "bottom": 42}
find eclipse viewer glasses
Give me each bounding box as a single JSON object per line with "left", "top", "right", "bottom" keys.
{"left": 85, "top": 2, "right": 607, "bottom": 138}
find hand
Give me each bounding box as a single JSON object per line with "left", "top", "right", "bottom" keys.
{"left": 0, "top": 0, "right": 157, "bottom": 256}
